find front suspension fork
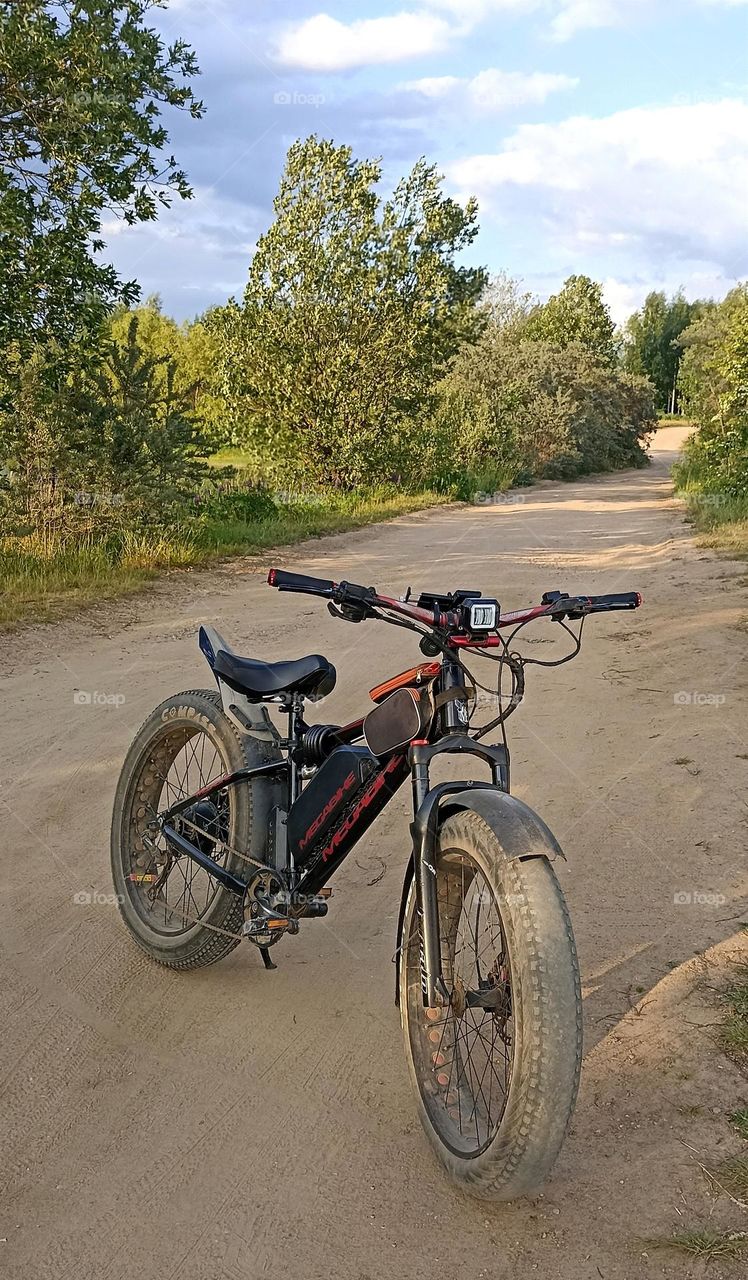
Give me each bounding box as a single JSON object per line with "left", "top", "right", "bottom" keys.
{"left": 409, "top": 737, "right": 509, "bottom": 1008}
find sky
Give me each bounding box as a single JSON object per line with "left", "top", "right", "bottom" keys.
{"left": 104, "top": 0, "right": 748, "bottom": 325}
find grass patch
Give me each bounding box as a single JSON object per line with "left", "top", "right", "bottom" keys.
{"left": 658, "top": 414, "right": 695, "bottom": 429}
{"left": 719, "top": 965, "right": 748, "bottom": 1058}
{"left": 650, "top": 1230, "right": 748, "bottom": 1261}
{"left": 0, "top": 528, "right": 200, "bottom": 628}
{"left": 0, "top": 489, "right": 449, "bottom": 629}
{"left": 193, "top": 489, "right": 445, "bottom": 556}
{"left": 673, "top": 457, "right": 748, "bottom": 560}
{"left": 203, "top": 446, "right": 256, "bottom": 470}
{"left": 729, "top": 1108, "right": 748, "bottom": 1140}
{"left": 716, "top": 1155, "right": 748, "bottom": 1198}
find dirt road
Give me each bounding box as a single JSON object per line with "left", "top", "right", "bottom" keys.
{"left": 2, "top": 425, "right": 747, "bottom": 1279}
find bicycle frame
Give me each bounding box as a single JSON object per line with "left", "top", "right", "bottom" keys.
{"left": 158, "top": 653, "right": 510, "bottom": 1006}
{"left": 157, "top": 573, "right": 639, "bottom": 1003}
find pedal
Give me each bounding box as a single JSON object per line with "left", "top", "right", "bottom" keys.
{"left": 242, "top": 910, "right": 297, "bottom": 938}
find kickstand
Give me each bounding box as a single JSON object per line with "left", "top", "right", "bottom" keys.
{"left": 259, "top": 947, "right": 277, "bottom": 971}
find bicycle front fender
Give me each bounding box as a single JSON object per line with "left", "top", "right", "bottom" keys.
{"left": 441, "top": 787, "right": 565, "bottom": 863}
{"left": 394, "top": 786, "right": 564, "bottom": 1005}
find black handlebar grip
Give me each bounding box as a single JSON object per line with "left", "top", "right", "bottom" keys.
{"left": 267, "top": 568, "right": 336, "bottom": 597}
{"left": 588, "top": 592, "right": 642, "bottom": 611}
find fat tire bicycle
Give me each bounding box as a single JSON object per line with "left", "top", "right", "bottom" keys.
{"left": 111, "top": 570, "right": 641, "bottom": 1199}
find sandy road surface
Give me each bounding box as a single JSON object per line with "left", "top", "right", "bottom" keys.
{"left": 1, "top": 425, "right": 747, "bottom": 1279}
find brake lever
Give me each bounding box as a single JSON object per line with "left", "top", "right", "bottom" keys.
{"left": 327, "top": 601, "right": 368, "bottom": 624}
{"left": 543, "top": 592, "right": 589, "bottom": 622}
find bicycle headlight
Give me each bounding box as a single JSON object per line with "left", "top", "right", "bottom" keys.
{"left": 464, "top": 600, "right": 498, "bottom": 631}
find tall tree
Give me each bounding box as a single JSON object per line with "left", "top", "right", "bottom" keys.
{"left": 622, "top": 291, "right": 701, "bottom": 412}
{"left": 676, "top": 290, "right": 745, "bottom": 429}
{"left": 109, "top": 297, "right": 227, "bottom": 449}
{"left": 676, "top": 287, "right": 748, "bottom": 499}
{"left": 0, "top": 0, "right": 203, "bottom": 356}
{"left": 525, "top": 275, "right": 617, "bottom": 364}
{"left": 213, "top": 136, "right": 486, "bottom": 486}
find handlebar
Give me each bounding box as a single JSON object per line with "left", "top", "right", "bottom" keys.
{"left": 267, "top": 569, "right": 642, "bottom": 636}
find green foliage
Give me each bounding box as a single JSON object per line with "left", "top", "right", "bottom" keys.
{"left": 91, "top": 313, "right": 207, "bottom": 500}
{"left": 673, "top": 286, "right": 748, "bottom": 557}
{"left": 674, "top": 287, "right": 748, "bottom": 502}
{"left": 526, "top": 275, "right": 617, "bottom": 365}
{"left": 212, "top": 136, "right": 487, "bottom": 487}
{"left": 430, "top": 306, "right": 655, "bottom": 492}
{"left": 0, "top": 314, "right": 207, "bottom": 541}
{"left": 677, "top": 287, "right": 747, "bottom": 428}
{"left": 622, "top": 291, "right": 702, "bottom": 412}
{"left": 0, "top": 18, "right": 674, "bottom": 623}
{"left": 0, "top": 0, "right": 202, "bottom": 356}
{"left": 193, "top": 481, "right": 278, "bottom": 524}
{"left": 109, "top": 297, "right": 227, "bottom": 449}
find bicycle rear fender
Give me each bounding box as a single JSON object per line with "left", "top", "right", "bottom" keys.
{"left": 394, "top": 786, "right": 564, "bottom": 1005}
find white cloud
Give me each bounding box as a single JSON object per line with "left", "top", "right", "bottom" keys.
{"left": 449, "top": 100, "right": 748, "bottom": 278}
{"left": 549, "top": 0, "right": 746, "bottom": 41}
{"left": 275, "top": 11, "right": 452, "bottom": 71}
{"left": 405, "top": 67, "right": 578, "bottom": 109}
{"left": 603, "top": 271, "right": 742, "bottom": 324}
{"left": 403, "top": 75, "right": 462, "bottom": 97}
{"left": 424, "top": 0, "right": 541, "bottom": 18}
{"left": 550, "top": 1, "right": 635, "bottom": 41}
{"left": 276, "top": 0, "right": 748, "bottom": 69}
{"left": 471, "top": 68, "right": 579, "bottom": 108}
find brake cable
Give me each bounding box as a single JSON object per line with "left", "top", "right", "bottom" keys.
{"left": 362, "top": 600, "right": 586, "bottom": 744}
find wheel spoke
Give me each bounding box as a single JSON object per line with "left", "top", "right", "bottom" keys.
{"left": 122, "top": 724, "right": 235, "bottom": 937}
{"left": 406, "top": 854, "right": 515, "bottom": 1157}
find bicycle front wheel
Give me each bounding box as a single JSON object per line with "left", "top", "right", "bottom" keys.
{"left": 399, "top": 808, "right": 582, "bottom": 1200}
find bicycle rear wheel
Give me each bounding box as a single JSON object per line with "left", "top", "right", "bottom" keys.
{"left": 111, "top": 689, "right": 262, "bottom": 969}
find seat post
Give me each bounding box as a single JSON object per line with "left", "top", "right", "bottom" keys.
{"left": 285, "top": 691, "right": 305, "bottom": 805}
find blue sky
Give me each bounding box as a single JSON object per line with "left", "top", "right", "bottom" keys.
{"left": 104, "top": 0, "right": 748, "bottom": 324}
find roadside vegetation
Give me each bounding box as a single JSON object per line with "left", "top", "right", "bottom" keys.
{"left": 1, "top": 2, "right": 742, "bottom": 630}
{"left": 648, "top": 947, "right": 748, "bottom": 1264}
{"left": 671, "top": 287, "right": 748, "bottom": 557}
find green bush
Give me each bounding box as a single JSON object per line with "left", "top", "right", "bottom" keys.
{"left": 432, "top": 332, "right": 654, "bottom": 487}
{"left": 194, "top": 484, "right": 278, "bottom": 524}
